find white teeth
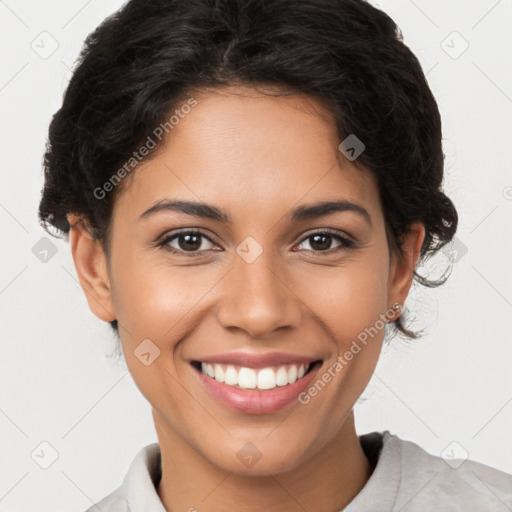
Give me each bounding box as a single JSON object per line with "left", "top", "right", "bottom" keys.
{"left": 238, "top": 367, "right": 257, "bottom": 389}
{"left": 224, "top": 365, "right": 238, "bottom": 386}
{"left": 276, "top": 366, "right": 289, "bottom": 386}
{"left": 199, "top": 362, "right": 311, "bottom": 390}
{"left": 288, "top": 365, "right": 298, "bottom": 384}
{"left": 257, "top": 368, "right": 276, "bottom": 390}
{"left": 214, "top": 364, "right": 225, "bottom": 383}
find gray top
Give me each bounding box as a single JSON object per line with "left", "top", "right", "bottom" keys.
{"left": 85, "top": 431, "right": 512, "bottom": 511}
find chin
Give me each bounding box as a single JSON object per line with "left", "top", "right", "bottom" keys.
{"left": 205, "top": 440, "right": 310, "bottom": 477}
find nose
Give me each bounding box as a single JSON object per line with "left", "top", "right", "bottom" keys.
{"left": 215, "top": 248, "right": 302, "bottom": 339}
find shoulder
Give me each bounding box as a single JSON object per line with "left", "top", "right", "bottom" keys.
{"left": 378, "top": 431, "right": 512, "bottom": 511}
{"left": 84, "top": 487, "right": 128, "bottom": 512}
{"left": 82, "top": 443, "right": 164, "bottom": 512}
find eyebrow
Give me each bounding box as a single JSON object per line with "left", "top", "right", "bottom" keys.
{"left": 140, "top": 199, "right": 372, "bottom": 226}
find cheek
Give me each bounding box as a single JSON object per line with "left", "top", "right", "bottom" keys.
{"left": 110, "top": 250, "right": 217, "bottom": 341}
{"left": 109, "top": 254, "right": 205, "bottom": 414}
{"left": 295, "top": 254, "right": 390, "bottom": 342}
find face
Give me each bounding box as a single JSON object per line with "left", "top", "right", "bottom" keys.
{"left": 69, "top": 85, "right": 424, "bottom": 475}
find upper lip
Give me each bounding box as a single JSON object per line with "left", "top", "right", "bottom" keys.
{"left": 192, "top": 352, "right": 321, "bottom": 369}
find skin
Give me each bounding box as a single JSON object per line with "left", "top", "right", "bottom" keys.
{"left": 68, "top": 84, "right": 425, "bottom": 512}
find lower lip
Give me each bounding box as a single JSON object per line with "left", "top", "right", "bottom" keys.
{"left": 194, "top": 363, "right": 321, "bottom": 415}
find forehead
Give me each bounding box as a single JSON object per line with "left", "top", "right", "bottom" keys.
{"left": 113, "top": 85, "right": 380, "bottom": 224}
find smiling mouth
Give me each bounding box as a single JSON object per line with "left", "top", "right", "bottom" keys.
{"left": 191, "top": 360, "right": 322, "bottom": 391}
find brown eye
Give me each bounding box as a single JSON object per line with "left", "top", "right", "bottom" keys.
{"left": 295, "top": 230, "right": 355, "bottom": 253}
{"left": 158, "top": 229, "right": 217, "bottom": 257}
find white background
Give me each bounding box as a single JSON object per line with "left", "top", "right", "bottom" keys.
{"left": 1, "top": 1, "right": 511, "bottom": 510}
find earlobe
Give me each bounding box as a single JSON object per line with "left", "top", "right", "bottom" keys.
{"left": 67, "top": 214, "right": 116, "bottom": 322}
{"left": 387, "top": 222, "right": 426, "bottom": 319}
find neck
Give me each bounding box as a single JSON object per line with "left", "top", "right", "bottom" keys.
{"left": 155, "top": 410, "right": 372, "bottom": 512}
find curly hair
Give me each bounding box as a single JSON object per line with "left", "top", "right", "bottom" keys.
{"left": 38, "top": 0, "right": 458, "bottom": 340}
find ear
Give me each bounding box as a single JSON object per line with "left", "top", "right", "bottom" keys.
{"left": 67, "top": 214, "right": 116, "bottom": 322}
{"left": 387, "top": 222, "right": 426, "bottom": 319}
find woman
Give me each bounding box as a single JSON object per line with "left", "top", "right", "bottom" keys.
{"left": 38, "top": 0, "right": 512, "bottom": 510}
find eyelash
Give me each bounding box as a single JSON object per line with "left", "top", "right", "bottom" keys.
{"left": 156, "top": 228, "right": 356, "bottom": 258}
